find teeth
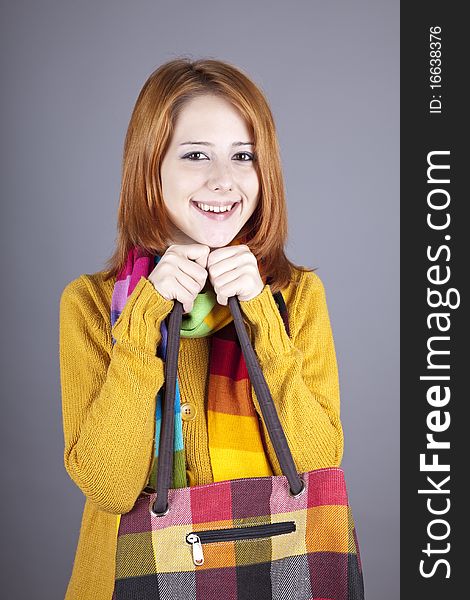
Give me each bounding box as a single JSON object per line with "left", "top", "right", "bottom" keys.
{"left": 196, "top": 202, "right": 234, "bottom": 213}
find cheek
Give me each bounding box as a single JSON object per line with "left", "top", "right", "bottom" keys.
{"left": 170, "top": 171, "right": 203, "bottom": 200}
{"left": 161, "top": 173, "right": 187, "bottom": 212}
{"left": 247, "top": 172, "right": 260, "bottom": 199}
{"left": 247, "top": 199, "right": 259, "bottom": 220}
{"left": 247, "top": 180, "right": 260, "bottom": 210}
{"left": 161, "top": 158, "right": 189, "bottom": 192}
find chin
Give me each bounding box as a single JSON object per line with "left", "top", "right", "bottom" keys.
{"left": 196, "top": 231, "right": 239, "bottom": 248}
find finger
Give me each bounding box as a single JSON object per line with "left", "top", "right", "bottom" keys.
{"left": 163, "top": 280, "right": 193, "bottom": 313}
{"left": 176, "top": 256, "right": 207, "bottom": 289}
{"left": 174, "top": 285, "right": 196, "bottom": 314}
{"left": 206, "top": 245, "right": 246, "bottom": 269}
{"left": 208, "top": 252, "right": 255, "bottom": 280}
{"left": 216, "top": 294, "right": 228, "bottom": 306}
{"left": 210, "top": 266, "right": 240, "bottom": 290}
{"left": 173, "top": 268, "right": 204, "bottom": 298}
{"left": 171, "top": 243, "right": 211, "bottom": 269}
{"left": 166, "top": 247, "right": 208, "bottom": 287}
{"left": 216, "top": 273, "right": 253, "bottom": 302}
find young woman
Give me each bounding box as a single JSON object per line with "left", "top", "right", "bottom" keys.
{"left": 59, "top": 58, "right": 344, "bottom": 599}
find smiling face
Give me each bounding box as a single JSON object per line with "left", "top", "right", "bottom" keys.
{"left": 160, "top": 94, "right": 260, "bottom": 249}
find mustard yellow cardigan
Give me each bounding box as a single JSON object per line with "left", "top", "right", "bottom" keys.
{"left": 59, "top": 266, "right": 343, "bottom": 599}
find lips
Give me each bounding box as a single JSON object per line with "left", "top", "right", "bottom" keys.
{"left": 190, "top": 200, "right": 239, "bottom": 221}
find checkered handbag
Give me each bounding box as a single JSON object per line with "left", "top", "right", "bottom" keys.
{"left": 112, "top": 294, "right": 365, "bottom": 600}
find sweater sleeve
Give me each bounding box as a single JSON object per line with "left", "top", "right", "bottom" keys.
{"left": 238, "top": 270, "right": 344, "bottom": 472}
{"left": 59, "top": 275, "right": 174, "bottom": 515}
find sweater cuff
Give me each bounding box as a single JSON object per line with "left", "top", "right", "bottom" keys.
{"left": 239, "top": 284, "right": 294, "bottom": 357}
{"left": 111, "top": 276, "right": 174, "bottom": 355}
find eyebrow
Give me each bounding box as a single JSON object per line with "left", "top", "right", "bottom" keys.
{"left": 179, "top": 141, "right": 254, "bottom": 147}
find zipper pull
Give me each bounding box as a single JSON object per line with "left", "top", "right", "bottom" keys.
{"left": 186, "top": 533, "right": 204, "bottom": 565}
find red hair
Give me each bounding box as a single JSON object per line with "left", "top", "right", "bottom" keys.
{"left": 102, "top": 57, "right": 315, "bottom": 293}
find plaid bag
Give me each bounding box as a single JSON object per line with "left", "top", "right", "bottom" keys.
{"left": 112, "top": 294, "right": 365, "bottom": 600}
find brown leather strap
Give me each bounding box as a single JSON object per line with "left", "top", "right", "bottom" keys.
{"left": 152, "top": 296, "right": 304, "bottom": 515}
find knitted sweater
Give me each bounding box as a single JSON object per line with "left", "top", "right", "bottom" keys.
{"left": 59, "top": 266, "right": 344, "bottom": 599}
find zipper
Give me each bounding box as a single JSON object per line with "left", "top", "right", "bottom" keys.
{"left": 186, "top": 521, "right": 296, "bottom": 566}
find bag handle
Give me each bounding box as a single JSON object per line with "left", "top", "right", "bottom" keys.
{"left": 152, "top": 295, "right": 305, "bottom": 516}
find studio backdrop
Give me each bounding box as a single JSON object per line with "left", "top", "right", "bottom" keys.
{"left": 0, "top": 1, "right": 399, "bottom": 598}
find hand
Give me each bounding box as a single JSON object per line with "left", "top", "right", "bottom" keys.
{"left": 206, "top": 244, "right": 265, "bottom": 305}
{"left": 148, "top": 244, "right": 210, "bottom": 314}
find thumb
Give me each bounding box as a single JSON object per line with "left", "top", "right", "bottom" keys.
{"left": 182, "top": 243, "right": 210, "bottom": 269}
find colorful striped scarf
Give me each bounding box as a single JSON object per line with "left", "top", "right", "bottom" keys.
{"left": 110, "top": 239, "right": 290, "bottom": 490}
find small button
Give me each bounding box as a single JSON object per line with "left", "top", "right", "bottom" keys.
{"left": 181, "top": 402, "right": 197, "bottom": 421}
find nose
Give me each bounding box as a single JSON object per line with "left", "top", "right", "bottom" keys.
{"left": 207, "top": 160, "right": 233, "bottom": 192}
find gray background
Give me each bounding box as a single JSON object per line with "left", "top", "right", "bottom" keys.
{"left": 0, "top": 1, "right": 399, "bottom": 598}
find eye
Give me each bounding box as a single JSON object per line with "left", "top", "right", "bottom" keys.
{"left": 233, "top": 152, "right": 255, "bottom": 162}
{"left": 182, "top": 151, "right": 208, "bottom": 161}
{"left": 181, "top": 151, "right": 255, "bottom": 162}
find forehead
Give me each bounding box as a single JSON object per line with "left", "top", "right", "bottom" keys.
{"left": 172, "top": 95, "right": 252, "bottom": 141}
